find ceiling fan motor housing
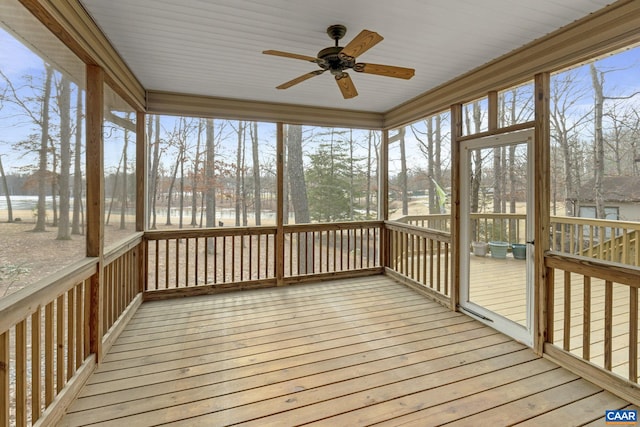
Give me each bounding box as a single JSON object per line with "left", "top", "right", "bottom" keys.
{"left": 317, "top": 46, "right": 355, "bottom": 75}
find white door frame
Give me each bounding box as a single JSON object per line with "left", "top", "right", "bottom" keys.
{"left": 459, "top": 129, "right": 535, "bottom": 346}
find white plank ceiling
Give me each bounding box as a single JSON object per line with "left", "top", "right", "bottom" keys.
{"left": 79, "top": 0, "right": 613, "bottom": 113}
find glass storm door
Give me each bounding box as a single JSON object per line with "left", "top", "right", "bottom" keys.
{"left": 460, "top": 130, "right": 534, "bottom": 346}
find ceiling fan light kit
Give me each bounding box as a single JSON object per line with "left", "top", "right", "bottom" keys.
{"left": 263, "top": 24, "right": 415, "bottom": 99}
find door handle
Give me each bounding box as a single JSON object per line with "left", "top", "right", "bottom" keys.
{"left": 526, "top": 240, "right": 535, "bottom": 245}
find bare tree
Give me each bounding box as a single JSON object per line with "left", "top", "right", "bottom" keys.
{"left": 590, "top": 64, "right": 606, "bottom": 219}
{"left": 148, "top": 115, "right": 161, "bottom": 229}
{"left": 250, "top": 121, "right": 262, "bottom": 225}
{"left": 551, "top": 69, "right": 592, "bottom": 216}
{"left": 34, "top": 65, "right": 54, "bottom": 231}
{"left": 72, "top": 85, "right": 83, "bottom": 234}
{"left": 0, "top": 155, "right": 12, "bottom": 222}
{"left": 398, "top": 127, "right": 408, "bottom": 215}
{"left": 205, "top": 118, "right": 217, "bottom": 236}
{"left": 56, "top": 75, "right": 71, "bottom": 239}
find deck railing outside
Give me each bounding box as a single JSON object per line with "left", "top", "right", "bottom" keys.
{"left": 551, "top": 216, "right": 640, "bottom": 267}
{"left": 0, "top": 234, "right": 144, "bottom": 427}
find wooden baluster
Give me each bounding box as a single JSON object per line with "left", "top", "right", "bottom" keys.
{"left": 204, "top": 237, "right": 209, "bottom": 285}
{"left": 222, "top": 236, "right": 227, "bottom": 282}
{"left": 239, "top": 235, "right": 244, "bottom": 281}
{"left": 583, "top": 276, "right": 591, "bottom": 361}
{"left": 332, "top": 230, "right": 338, "bottom": 272}
{"left": 444, "top": 242, "right": 450, "bottom": 295}
{"left": 45, "top": 302, "right": 54, "bottom": 406}
{"left": 213, "top": 236, "right": 218, "bottom": 284}
{"left": 563, "top": 271, "right": 571, "bottom": 351}
{"left": 437, "top": 242, "right": 442, "bottom": 293}
{"left": 429, "top": 239, "right": 435, "bottom": 288}
{"left": 185, "top": 238, "right": 190, "bottom": 286}
{"left": 630, "top": 286, "right": 638, "bottom": 382}
{"left": 16, "top": 320, "right": 26, "bottom": 427}
{"left": 164, "top": 239, "right": 169, "bottom": 289}
{"left": 256, "top": 234, "right": 261, "bottom": 279}
{"left": 0, "top": 330, "right": 8, "bottom": 427}
{"left": 604, "top": 280, "right": 613, "bottom": 371}
{"left": 422, "top": 238, "right": 427, "bottom": 286}
{"left": 175, "top": 238, "right": 180, "bottom": 287}
{"left": 67, "top": 287, "right": 75, "bottom": 381}
{"left": 195, "top": 238, "right": 199, "bottom": 285}
{"left": 56, "top": 294, "right": 65, "bottom": 393}
{"left": 31, "top": 309, "right": 41, "bottom": 422}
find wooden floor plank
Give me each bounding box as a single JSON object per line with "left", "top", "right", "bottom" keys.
{"left": 58, "top": 275, "right": 633, "bottom": 427}
{"left": 514, "top": 390, "right": 630, "bottom": 426}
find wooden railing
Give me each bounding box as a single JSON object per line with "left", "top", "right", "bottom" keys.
{"left": 283, "top": 221, "right": 382, "bottom": 279}
{"left": 544, "top": 252, "right": 640, "bottom": 404}
{"left": 0, "top": 234, "right": 144, "bottom": 427}
{"left": 144, "top": 222, "right": 384, "bottom": 296}
{"left": 551, "top": 216, "right": 640, "bottom": 267}
{"left": 145, "top": 227, "right": 277, "bottom": 295}
{"left": 385, "top": 221, "right": 451, "bottom": 305}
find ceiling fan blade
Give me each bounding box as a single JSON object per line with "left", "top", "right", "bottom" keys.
{"left": 339, "top": 30, "right": 383, "bottom": 60}
{"left": 276, "top": 70, "right": 325, "bottom": 90}
{"left": 263, "top": 50, "right": 320, "bottom": 63}
{"left": 354, "top": 63, "right": 415, "bottom": 79}
{"left": 335, "top": 73, "right": 358, "bottom": 99}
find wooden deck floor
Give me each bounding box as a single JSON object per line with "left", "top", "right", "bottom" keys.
{"left": 59, "top": 275, "right": 634, "bottom": 426}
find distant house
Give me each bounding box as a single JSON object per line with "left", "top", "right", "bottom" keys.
{"left": 575, "top": 176, "right": 640, "bottom": 222}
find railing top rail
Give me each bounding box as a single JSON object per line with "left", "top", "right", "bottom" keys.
{"left": 104, "top": 232, "right": 144, "bottom": 265}
{"left": 395, "top": 214, "right": 450, "bottom": 222}
{"left": 545, "top": 251, "right": 640, "bottom": 287}
{"left": 0, "top": 257, "right": 98, "bottom": 333}
{"left": 384, "top": 220, "right": 451, "bottom": 242}
{"left": 144, "top": 226, "right": 278, "bottom": 240}
{"left": 551, "top": 215, "right": 640, "bottom": 229}
{"left": 284, "top": 220, "right": 384, "bottom": 233}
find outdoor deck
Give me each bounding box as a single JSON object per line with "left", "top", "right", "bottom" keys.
{"left": 59, "top": 275, "right": 634, "bottom": 426}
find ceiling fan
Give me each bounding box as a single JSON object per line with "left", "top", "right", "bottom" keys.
{"left": 263, "top": 24, "right": 415, "bottom": 99}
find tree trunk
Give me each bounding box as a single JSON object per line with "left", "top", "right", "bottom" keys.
{"left": 365, "top": 130, "right": 373, "bottom": 218}
{"left": 57, "top": 76, "right": 71, "bottom": 239}
{"left": 72, "top": 85, "right": 83, "bottom": 234}
{"left": 149, "top": 115, "right": 160, "bottom": 229}
{"left": 34, "top": 65, "right": 53, "bottom": 232}
{"left": 191, "top": 119, "right": 203, "bottom": 226}
{"left": 120, "top": 116, "right": 129, "bottom": 230}
{"left": 251, "top": 122, "right": 261, "bottom": 225}
{"left": 205, "top": 119, "right": 216, "bottom": 252}
{"left": 0, "top": 156, "right": 12, "bottom": 222}
{"left": 235, "top": 121, "right": 243, "bottom": 226}
{"left": 165, "top": 151, "right": 180, "bottom": 226}
{"left": 399, "top": 127, "right": 408, "bottom": 215}
{"left": 590, "top": 64, "right": 606, "bottom": 219}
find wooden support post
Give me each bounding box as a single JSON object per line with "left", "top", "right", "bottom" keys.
{"left": 136, "top": 111, "right": 146, "bottom": 232}
{"left": 380, "top": 129, "right": 389, "bottom": 268}
{"left": 86, "top": 64, "right": 104, "bottom": 362}
{"left": 276, "top": 122, "right": 285, "bottom": 285}
{"left": 136, "top": 111, "right": 147, "bottom": 293}
{"left": 534, "top": 72, "right": 551, "bottom": 355}
{"left": 450, "top": 103, "right": 463, "bottom": 311}
{"left": 488, "top": 91, "right": 499, "bottom": 131}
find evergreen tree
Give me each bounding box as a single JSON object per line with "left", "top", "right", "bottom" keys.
{"left": 306, "top": 143, "right": 352, "bottom": 222}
